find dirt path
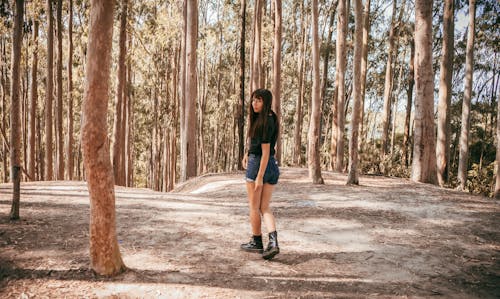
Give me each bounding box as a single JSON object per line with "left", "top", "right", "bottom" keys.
{"left": 1, "top": 168, "right": 499, "bottom": 298}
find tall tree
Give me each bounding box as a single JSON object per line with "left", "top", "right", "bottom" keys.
{"left": 66, "top": 0, "right": 74, "bottom": 180}
{"left": 250, "top": 0, "right": 263, "bottom": 92}
{"left": 308, "top": 0, "right": 324, "bottom": 184}
{"left": 293, "top": 0, "right": 307, "bottom": 165}
{"left": 125, "top": 34, "right": 133, "bottom": 187}
{"left": 112, "top": 0, "right": 128, "bottom": 186}
{"left": 28, "top": 20, "right": 38, "bottom": 180}
{"left": 495, "top": 87, "right": 500, "bottom": 199}
{"left": 56, "top": 0, "right": 64, "bottom": 179}
{"left": 359, "top": 0, "right": 371, "bottom": 143}
{"left": 335, "top": 0, "right": 347, "bottom": 172}
{"left": 347, "top": 0, "right": 363, "bottom": 185}
{"left": 180, "top": 0, "right": 198, "bottom": 181}
{"left": 402, "top": 40, "right": 415, "bottom": 167}
{"left": 45, "top": 0, "right": 54, "bottom": 180}
{"left": 272, "top": 0, "right": 282, "bottom": 163}
{"left": 412, "top": 0, "right": 437, "bottom": 184}
{"left": 380, "top": 0, "right": 397, "bottom": 156}
{"left": 458, "top": 0, "right": 476, "bottom": 190}
{"left": 238, "top": 0, "right": 246, "bottom": 170}
{"left": 9, "top": 0, "right": 24, "bottom": 220}
{"left": 436, "top": 0, "right": 454, "bottom": 186}
{"left": 82, "top": 0, "right": 125, "bottom": 276}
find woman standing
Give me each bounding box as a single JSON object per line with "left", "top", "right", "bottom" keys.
{"left": 241, "top": 89, "right": 280, "bottom": 260}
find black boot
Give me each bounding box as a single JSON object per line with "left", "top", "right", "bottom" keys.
{"left": 262, "top": 231, "right": 279, "bottom": 260}
{"left": 240, "top": 235, "right": 264, "bottom": 253}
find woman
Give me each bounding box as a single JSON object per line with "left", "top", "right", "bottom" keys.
{"left": 241, "top": 88, "right": 280, "bottom": 260}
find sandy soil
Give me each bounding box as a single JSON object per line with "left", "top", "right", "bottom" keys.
{"left": 0, "top": 168, "right": 499, "bottom": 298}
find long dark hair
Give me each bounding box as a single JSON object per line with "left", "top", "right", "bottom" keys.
{"left": 248, "top": 89, "right": 278, "bottom": 140}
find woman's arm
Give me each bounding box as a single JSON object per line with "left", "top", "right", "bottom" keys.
{"left": 255, "top": 143, "right": 270, "bottom": 189}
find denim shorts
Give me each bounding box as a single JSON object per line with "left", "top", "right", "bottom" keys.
{"left": 245, "top": 154, "right": 280, "bottom": 185}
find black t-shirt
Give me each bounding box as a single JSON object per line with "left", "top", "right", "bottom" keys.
{"left": 248, "top": 114, "right": 277, "bottom": 156}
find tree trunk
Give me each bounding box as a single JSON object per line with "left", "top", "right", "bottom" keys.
{"left": 82, "top": 0, "right": 125, "bottom": 276}
{"left": 458, "top": 0, "right": 476, "bottom": 190}
{"left": 125, "top": 42, "right": 133, "bottom": 187}
{"left": 335, "top": 0, "right": 347, "bottom": 172}
{"left": 272, "top": 0, "right": 282, "bottom": 163}
{"left": 251, "top": 0, "right": 263, "bottom": 92}
{"left": 308, "top": 0, "right": 324, "bottom": 184}
{"left": 9, "top": 0, "right": 24, "bottom": 220}
{"left": 436, "top": 0, "right": 454, "bottom": 187}
{"left": 380, "top": 0, "right": 397, "bottom": 156}
{"left": 402, "top": 41, "right": 415, "bottom": 167}
{"left": 293, "top": 0, "right": 306, "bottom": 165}
{"left": 359, "top": 0, "right": 370, "bottom": 146}
{"left": 66, "top": 0, "right": 74, "bottom": 180}
{"left": 390, "top": 52, "right": 405, "bottom": 155}
{"left": 347, "top": 0, "right": 363, "bottom": 185}
{"left": 112, "top": 0, "right": 128, "bottom": 186}
{"left": 37, "top": 113, "right": 43, "bottom": 180}
{"left": 495, "top": 85, "right": 500, "bottom": 199}
{"left": 45, "top": 0, "right": 54, "bottom": 180}
{"left": 28, "top": 21, "right": 38, "bottom": 180}
{"left": 238, "top": 0, "right": 246, "bottom": 170}
{"left": 411, "top": 0, "right": 437, "bottom": 184}
{"left": 1, "top": 39, "right": 8, "bottom": 183}
{"left": 181, "top": 0, "right": 198, "bottom": 181}
{"left": 56, "top": 0, "right": 64, "bottom": 180}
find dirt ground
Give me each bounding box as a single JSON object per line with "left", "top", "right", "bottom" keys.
{"left": 0, "top": 168, "right": 499, "bottom": 298}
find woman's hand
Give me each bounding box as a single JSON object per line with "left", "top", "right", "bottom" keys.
{"left": 254, "top": 176, "right": 263, "bottom": 190}
{"left": 242, "top": 154, "right": 248, "bottom": 170}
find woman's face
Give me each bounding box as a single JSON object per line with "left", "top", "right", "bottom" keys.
{"left": 252, "top": 97, "right": 264, "bottom": 113}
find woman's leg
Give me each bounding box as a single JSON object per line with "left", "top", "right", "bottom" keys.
{"left": 246, "top": 182, "right": 262, "bottom": 235}
{"left": 260, "top": 183, "right": 279, "bottom": 259}
{"left": 260, "top": 184, "right": 276, "bottom": 232}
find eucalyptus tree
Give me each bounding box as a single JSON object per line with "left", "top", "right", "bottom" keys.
{"left": 9, "top": 0, "right": 24, "bottom": 220}
{"left": 458, "top": 0, "right": 476, "bottom": 190}
{"left": 82, "top": 0, "right": 125, "bottom": 276}
{"left": 411, "top": 0, "right": 437, "bottom": 184}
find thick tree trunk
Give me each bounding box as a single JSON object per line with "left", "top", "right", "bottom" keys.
{"left": 436, "top": 0, "right": 454, "bottom": 187}
{"left": 238, "top": 0, "right": 246, "bottom": 170}
{"left": 181, "top": 0, "right": 198, "bottom": 181}
{"left": 66, "top": 0, "right": 74, "bottom": 180}
{"left": 45, "top": 0, "right": 54, "bottom": 180}
{"left": 402, "top": 41, "right": 415, "bottom": 167}
{"left": 411, "top": 0, "right": 437, "bottom": 184}
{"left": 347, "top": 0, "right": 363, "bottom": 185}
{"left": 335, "top": 0, "right": 347, "bottom": 172}
{"left": 308, "top": 0, "right": 324, "bottom": 184}
{"left": 273, "top": 0, "right": 282, "bottom": 163}
{"left": 381, "top": 0, "right": 397, "bottom": 156}
{"left": 28, "top": 21, "right": 38, "bottom": 180}
{"left": 9, "top": 0, "right": 24, "bottom": 220}
{"left": 56, "top": 0, "right": 64, "bottom": 180}
{"left": 82, "top": 0, "right": 125, "bottom": 276}
{"left": 458, "top": 0, "right": 476, "bottom": 190}
{"left": 112, "top": 0, "right": 128, "bottom": 186}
